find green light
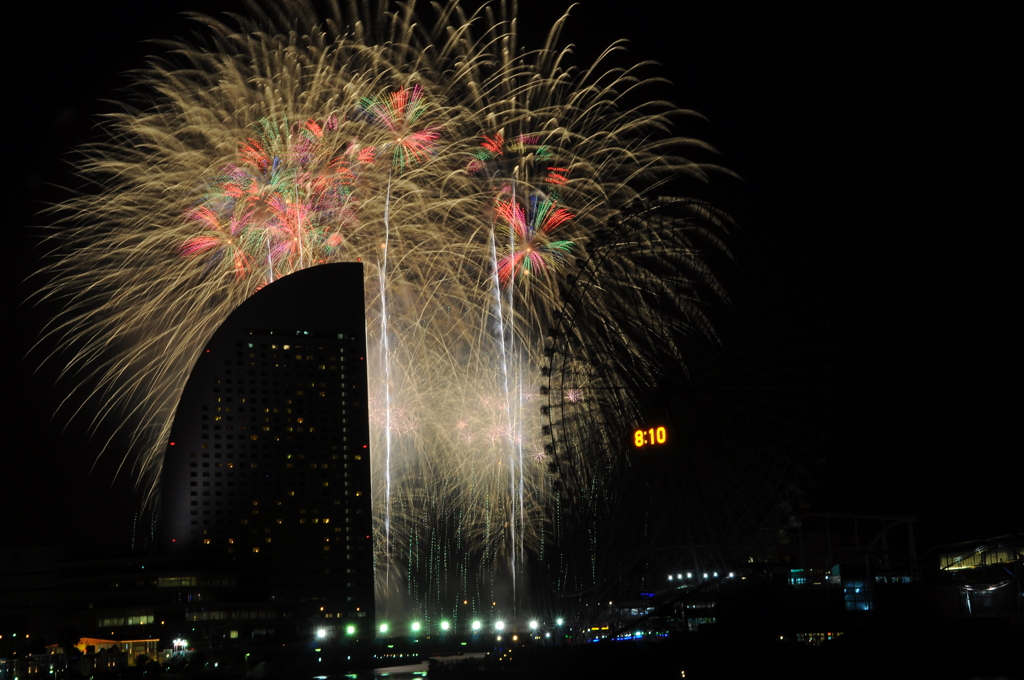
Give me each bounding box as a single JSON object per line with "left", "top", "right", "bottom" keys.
{"left": 379, "top": 623, "right": 388, "bottom": 634}
{"left": 411, "top": 622, "right": 421, "bottom": 632}
{"left": 440, "top": 621, "right": 450, "bottom": 631}
{"left": 346, "top": 625, "right": 355, "bottom": 635}
{"left": 472, "top": 621, "right": 481, "bottom": 631}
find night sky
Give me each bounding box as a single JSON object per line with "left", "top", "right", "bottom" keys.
{"left": 6, "top": 2, "right": 1016, "bottom": 557}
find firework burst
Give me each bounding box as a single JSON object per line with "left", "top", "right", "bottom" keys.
{"left": 37, "top": 0, "right": 734, "bottom": 622}
{"left": 495, "top": 195, "right": 575, "bottom": 287}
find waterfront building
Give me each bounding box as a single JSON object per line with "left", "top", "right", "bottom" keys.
{"left": 158, "top": 263, "right": 373, "bottom": 637}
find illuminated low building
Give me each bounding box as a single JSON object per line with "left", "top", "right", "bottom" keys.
{"left": 936, "top": 534, "right": 1023, "bottom": 618}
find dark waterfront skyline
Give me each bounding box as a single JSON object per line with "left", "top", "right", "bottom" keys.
{"left": 6, "top": 1, "right": 1016, "bottom": 561}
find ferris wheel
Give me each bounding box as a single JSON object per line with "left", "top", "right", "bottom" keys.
{"left": 541, "top": 196, "right": 800, "bottom": 607}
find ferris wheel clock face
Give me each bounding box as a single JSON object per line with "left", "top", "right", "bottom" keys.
{"left": 633, "top": 426, "right": 668, "bottom": 448}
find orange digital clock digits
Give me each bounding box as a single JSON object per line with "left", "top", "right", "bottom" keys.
{"left": 633, "top": 426, "right": 667, "bottom": 447}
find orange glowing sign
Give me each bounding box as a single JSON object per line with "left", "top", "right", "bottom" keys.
{"left": 633, "top": 426, "right": 667, "bottom": 447}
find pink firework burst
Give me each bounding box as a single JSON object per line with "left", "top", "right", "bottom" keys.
{"left": 360, "top": 85, "right": 441, "bottom": 172}
{"left": 495, "top": 195, "right": 575, "bottom": 287}
{"left": 466, "top": 133, "right": 549, "bottom": 174}
{"left": 180, "top": 206, "right": 255, "bottom": 278}
{"left": 181, "top": 115, "right": 354, "bottom": 279}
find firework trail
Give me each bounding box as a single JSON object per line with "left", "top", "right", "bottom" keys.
{"left": 359, "top": 83, "right": 441, "bottom": 599}
{"left": 37, "top": 0, "right": 733, "bottom": 623}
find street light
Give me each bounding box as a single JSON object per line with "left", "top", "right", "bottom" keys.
{"left": 440, "top": 621, "right": 450, "bottom": 632}
{"left": 471, "top": 621, "right": 481, "bottom": 631}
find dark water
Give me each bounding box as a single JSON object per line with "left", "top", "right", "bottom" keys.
{"left": 306, "top": 648, "right": 1024, "bottom": 680}
{"left": 317, "top": 669, "right": 1023, "bottom": 680}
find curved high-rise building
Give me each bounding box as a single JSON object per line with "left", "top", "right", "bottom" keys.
{"left": 159, "top": 263, "right": 373, "bottom": 632}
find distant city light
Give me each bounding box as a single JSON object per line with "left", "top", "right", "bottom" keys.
{"left": 529, "top": 621, "right": 538, "bottom": 630}
{"left": 472, "top": 621, "right": 481, "bottom": 631}
{"left": 441, "top": 621, "right": 450, "bottom": 631}
{"left": 495, "top": 621, "right": 505, "bottom": 631}
{"left": 316, "top": 628, "right": 327, "bottom": 639}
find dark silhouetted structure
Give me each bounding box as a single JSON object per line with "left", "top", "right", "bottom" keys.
{"left": 158, "top": 262, "right": 373, "bottom": 635}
